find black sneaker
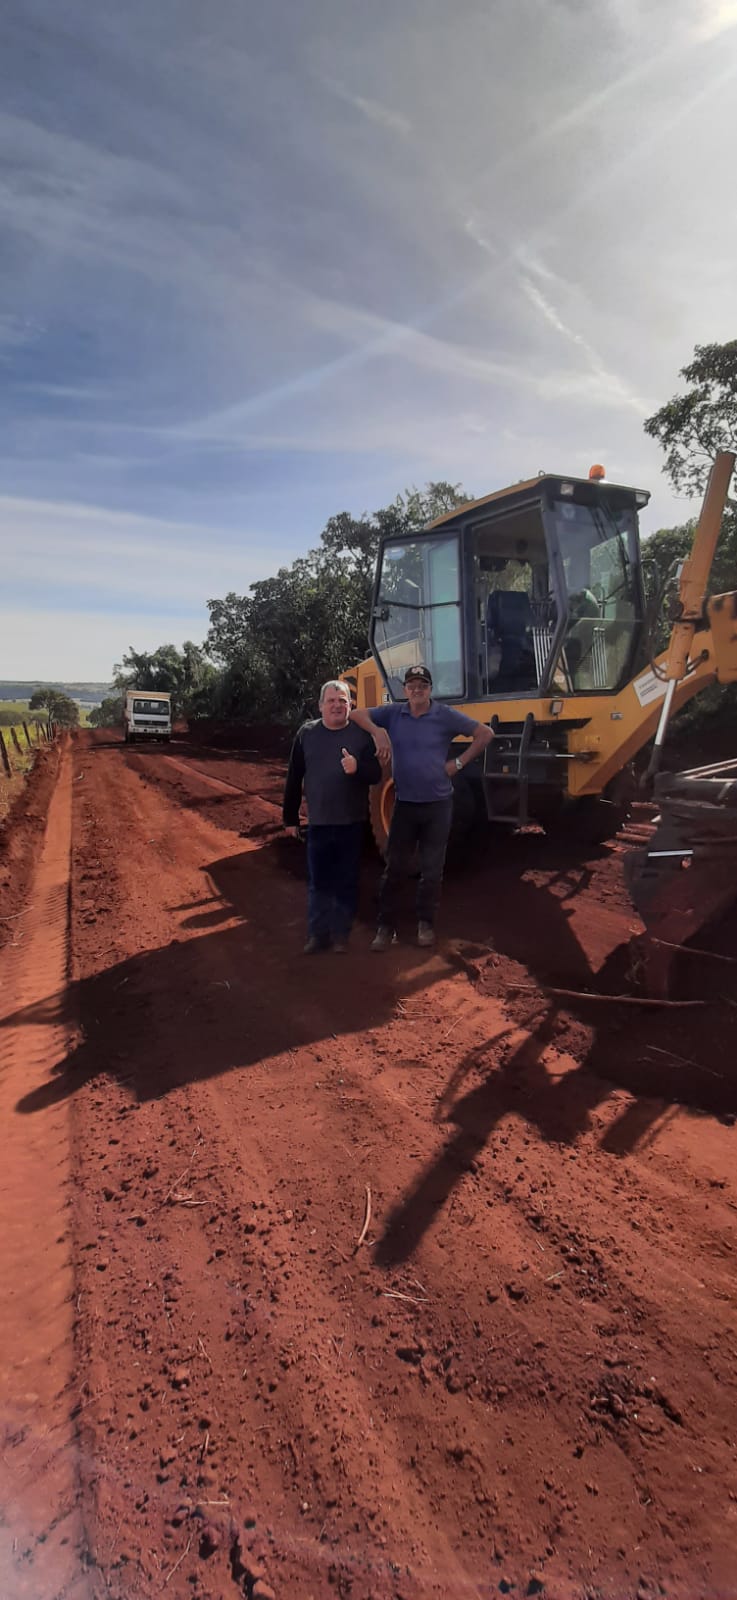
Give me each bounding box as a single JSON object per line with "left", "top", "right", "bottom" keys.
{"left": 303, "top": 936, "right": 328, "bottom": 954}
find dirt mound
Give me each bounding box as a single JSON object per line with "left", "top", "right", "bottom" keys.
{"left": 0, "top": 737, "right": 63, "bottom": 951}
{"left": 186, "top": 718, "right": 293, "bottom": 757}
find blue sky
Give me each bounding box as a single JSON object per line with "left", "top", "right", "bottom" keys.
{"left": 1, "top": 0, "right": 736, "bottom": 679}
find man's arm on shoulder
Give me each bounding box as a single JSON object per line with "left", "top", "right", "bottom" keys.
{"left": 349, "top": 703, "right": 394, "bottom": 731}
{"left": 349, "top": 703, "right": 394, "bottom": 764}
{"left": 282, "top": 725, "right": 307, "bottom": 827}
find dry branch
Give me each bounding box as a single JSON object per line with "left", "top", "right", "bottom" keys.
{"left": 651, "top": 937, "right": 737, "bottom": 965}
{"left": 355, "top": 1185, "right": 372, "bottom": 1252}
{"left": 164, "top": 1537, "right": 192, "bottom": 1586}
{"left": 506, "top": 983, "right": 704, "bottom": 1009}
{"left": 383, "top": 1289, "right": 428, "bottom": 1305}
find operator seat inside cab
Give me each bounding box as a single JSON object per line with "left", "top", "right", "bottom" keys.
{"left": 486, "top": 589, "right": 537, "bottom": 691}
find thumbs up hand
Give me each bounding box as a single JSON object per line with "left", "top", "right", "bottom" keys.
{"left": 341, "top": 746, "right": 358, "bottom": 775}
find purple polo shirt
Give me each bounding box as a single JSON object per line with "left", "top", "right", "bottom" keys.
{"left": 370, "top": 700, "right": 480, "bottom": 802}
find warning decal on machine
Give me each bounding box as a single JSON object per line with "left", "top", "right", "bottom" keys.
{"left": 633, "top": 668, "right": 668, "bottom": 708}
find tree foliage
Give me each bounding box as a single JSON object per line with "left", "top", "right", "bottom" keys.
{"left": 643, "top": 340, "right": 737, "bottom": 755}
{"left": 112, "top": 642, "right": 215, "bottom": 719}
{"left": 88, "top": 695, "right": 124, "bottom": 728}
{"left": 204, "top": 481, "right": 469, "bottom": 722}
{"left": 644, "top": 340, "right": 737, "bottom": 497}
{"left": 29, "top": 688, "right": 80, "bottom": 727}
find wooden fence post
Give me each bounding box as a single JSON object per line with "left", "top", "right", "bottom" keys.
{"left": 0, "top": 731, "right": 11, "bottom": 777}
{"left": 36, "top": 722, "right": 42, "bottom": 744}
{"left": 22, "top": 721, "right": 32, "bottom": 750}
{"left": 46, "top": 721, "right": 52, "bottom": 742}
{"left": 10, "top": 727, "right": 23, "bottom": 758}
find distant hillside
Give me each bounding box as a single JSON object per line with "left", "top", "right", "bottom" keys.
{"left": 0, "top": 680, "right": 113, "bottom": 706}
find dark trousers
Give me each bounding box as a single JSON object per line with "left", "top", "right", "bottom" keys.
{"left": 378, "top": 798, "right": 453, "bottom": 930}
{"left": 306, "top": 822, "right": 364, "bottom": 943}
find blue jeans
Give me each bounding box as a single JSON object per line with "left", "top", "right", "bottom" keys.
{"left": 378, "top": 798, "right": 453, "bottom": 929}
{"left": 306, "top": 822, "right": 364, "bottom": 944}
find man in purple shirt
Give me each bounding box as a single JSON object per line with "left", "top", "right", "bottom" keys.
{"left": 350, "top": 665, "right": 493, "bottom": 949}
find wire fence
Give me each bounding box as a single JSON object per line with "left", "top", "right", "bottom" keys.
{"left": 0, "top": 719, "right": 57, "bottom": 782}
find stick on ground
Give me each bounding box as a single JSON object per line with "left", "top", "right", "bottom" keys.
{"left": 355, "top": 1185, "right": 372, "bottom": 1252}
{"left": 507, "top": 983, "right": 704, "bottom": 1009}
{"left": 164, "top": 1537, "right": 192, "bottom": 1586}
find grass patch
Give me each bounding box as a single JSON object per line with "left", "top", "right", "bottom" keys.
{"left": 0, "top": 702, "right": 47, "bottom": 729}
{"left": 0, "top": 700, "right": 91, "bottom": 728}
{"left": 0, "top": 723, "right": 51, "bottom": 821}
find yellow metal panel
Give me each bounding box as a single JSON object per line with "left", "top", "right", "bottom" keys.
{"left": 348, "top": 633, "right": 721, "bottom": 800}
{"left": 708, "top": 592, "right": 737, "bottom": 683}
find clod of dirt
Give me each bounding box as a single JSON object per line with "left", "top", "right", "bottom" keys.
{"left": 198, "top": 1522, "right": 221, "bottom": 1557}
{"left": 169, "top": 1501, "right": 192, "bottom": 1527}
{"left": 171, "top": 1365, "right": 191, "bottom": 1388}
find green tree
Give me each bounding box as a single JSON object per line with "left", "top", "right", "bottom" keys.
{"left": 644, "top": 340, "right": 737, "bottom": 498}
{"left": 644, "top": 339, "right": 737, "bottom": 757}
{"left": 29, "top": 688, "right": 80, "bottom": 728}
{"left": 113, "top": 642, "right": 215, "bottom": 719}
{"left": 205, "top": 480, "right": 470, "bottom": 723}
{"left": 28, "top": 687, "right": 58, "bottom": 714}
{"left": 88, "top": 695, "right": 124, "bottom": 728}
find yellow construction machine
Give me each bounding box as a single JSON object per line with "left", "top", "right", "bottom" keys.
{"left": 344, "top": 452, "right": 737, "bottom": 861}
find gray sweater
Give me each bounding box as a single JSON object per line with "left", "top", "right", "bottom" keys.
{"left": 283, "top": 719, "right": 382, "bottom": 827}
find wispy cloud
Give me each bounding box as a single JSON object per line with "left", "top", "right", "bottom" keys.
{"left": 0, "top": 312, "right": 44, "bottom": 357}
{"left": 0, "top": 605, "right": 209, "bottom": 681}
{"left": 324, "top": 80, "right": 411, "bottom": 136}
{"left": 518, "top": 274, "right": 650, "bottom": 417}
{"left": 0, "top": 495, "right": 287, "bottom": 608}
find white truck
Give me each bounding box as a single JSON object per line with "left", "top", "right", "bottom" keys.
{"left": 123, "top": 689, "right": 172, "bottom": 744}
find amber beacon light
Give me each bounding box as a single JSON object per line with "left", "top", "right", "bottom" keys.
{"left": 588, "top": 463, "right": 606, "bottom": 480}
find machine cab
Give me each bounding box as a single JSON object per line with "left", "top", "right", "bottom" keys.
{"left": 369, "top": 472, "right": 649, "bottom": 702}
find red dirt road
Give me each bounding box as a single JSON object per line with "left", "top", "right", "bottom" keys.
{"left": 2, "top": 729, "right": 737, "bottom": 1600}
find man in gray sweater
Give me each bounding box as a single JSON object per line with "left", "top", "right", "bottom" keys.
{"left": 283, "top": 679, "right": 382, "bottom": 953}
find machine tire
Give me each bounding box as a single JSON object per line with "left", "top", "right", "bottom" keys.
{"left": 551, "top": 793, "right": 631, "bottom": 845}
{"left": 368, "top": 770, "right": 481, "bottom": 859}
{"left": 545, "top": 765, "right": 635, "bottom": 846}
{"left": 369, "top": 777, "right": 395, "bottom": 857}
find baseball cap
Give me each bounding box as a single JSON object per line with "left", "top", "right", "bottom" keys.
{"left": 404, "top": 664, "right": 432, "bottom": 685}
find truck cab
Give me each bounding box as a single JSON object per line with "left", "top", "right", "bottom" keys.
{"left": 123, "top": 690, "right": 172, "bottom": 744}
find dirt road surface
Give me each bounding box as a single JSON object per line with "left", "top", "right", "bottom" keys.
{"left": 2, "top": 729, "right": 736, "bottom": 1600}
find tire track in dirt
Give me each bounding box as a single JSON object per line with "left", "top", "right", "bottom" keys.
{"left": 0, "top": 739, "right": 93, "bottom": 1599}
